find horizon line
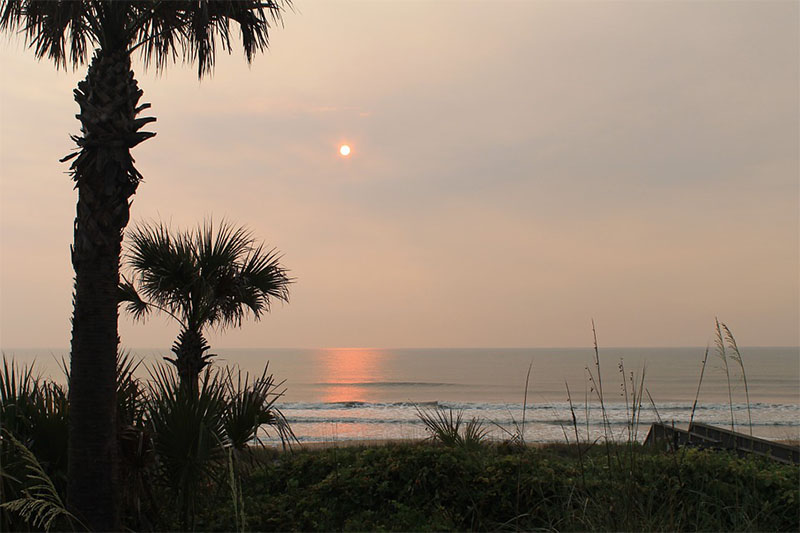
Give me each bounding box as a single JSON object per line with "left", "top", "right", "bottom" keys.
{"left": 3, "top": 345, "right": 799, "bottom": 352}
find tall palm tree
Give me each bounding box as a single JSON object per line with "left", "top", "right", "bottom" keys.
{"left": 0, "top": 1, "right": 289, "bottom": 529}
{"left": 120, "top": 220, "right": 291, "bottom": 394}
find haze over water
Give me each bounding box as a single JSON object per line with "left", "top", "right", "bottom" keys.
{"left": 7, "top": 346, "right": 798, "bottom": 443}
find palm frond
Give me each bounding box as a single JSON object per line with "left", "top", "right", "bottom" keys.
{"left": 240, "top": 245, "right": 291, "bottom": 308}
{"left": 462, "top": 416, "right": 489, "bottom": 449}
{"left": 0, "top": 430, "right": 85, "bottom": 531}
{"left": 221, "top": 363, "right": 293, "bottom": 458}
{"left": 123, "top": 218, "right": 291, "bottom": 333}
{"left": 117, "top": 350, "right": 145, "bottom": 427}
{"left": 180, "top": 0, "right": 288, "bottom": 77}
{"left": 118, "top": 275, "right": 151, "bottom": 321}
{"left": 0, "top": 0, "right": 95, "bottom": 69}
{"left": 1, "top": 356, "right": 69, "bottom": 488}
{"left": 1, "top": 355, "right": 36, "bottom": 413}
{"left": 197, "top": 219, "right": 251, "bottom": 276}
{"left": 145, "top": 363, "right": 228, "bottom": 529}
{"left": 2, "top": 1, "right": 290, "bottom": 77}
{"left": 130, "top": 1, "right": 183, "bottom": 69}
{"left": 210, "top": 243, "right": 291, "bottom": 329}
{"left": 131, "top": 0, "right": 290, "bottom": 77}
{"left": 126, "top": 221, "right": 195, "bottom": 321}
{"left": 416, "top": 407, "right": 463, "bottom": 447}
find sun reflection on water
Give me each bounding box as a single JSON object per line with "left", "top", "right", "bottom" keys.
{"left": 318, "top": 348, "right": 386, "bottom": 403}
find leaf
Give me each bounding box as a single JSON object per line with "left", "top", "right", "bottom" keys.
{"left": 0, "top": 429, "right": 86, "bottom": 531}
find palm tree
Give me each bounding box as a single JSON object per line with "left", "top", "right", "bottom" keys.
{"left": 120, "top": 220, "right": 291, "bottom": 394}
{"left": 0, "top": 1, "right": 289, "bottom": 529}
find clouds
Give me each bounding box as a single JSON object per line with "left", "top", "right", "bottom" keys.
{"left": 1, "top": 1, "right": 797, "bottom": 349}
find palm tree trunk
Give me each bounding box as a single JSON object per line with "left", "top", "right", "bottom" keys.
{"left": 66, "top": 49, "right": 154, "bottom": 531}
{"left": 170, "top": 328, "right": 213, "bottom": 396}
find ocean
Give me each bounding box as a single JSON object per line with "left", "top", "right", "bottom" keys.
{"left": 5, "top": 346, "right": 799, "bottom": 444}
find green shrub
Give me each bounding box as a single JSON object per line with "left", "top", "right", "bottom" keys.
{"left": 203, "top": 442, "right": 799, "bottom": 532}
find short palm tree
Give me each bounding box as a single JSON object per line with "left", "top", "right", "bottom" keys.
{"left": 120, "top": 220, "right": 291, "bottom": 394}
{"left": 1, "top": 1, "right": 289, "bottom": 528}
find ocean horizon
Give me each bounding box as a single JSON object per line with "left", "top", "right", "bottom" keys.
{"left": 4, "top": 346, "right": 799, "bottom": 444}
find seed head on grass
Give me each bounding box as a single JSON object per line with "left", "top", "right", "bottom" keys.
{"left": 714, "top": 317, "right": 736, "bottom": 433}
{"left": 721, "top": 322, "right": 753, "bottom": 436}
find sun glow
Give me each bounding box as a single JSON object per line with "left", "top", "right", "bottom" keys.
{"left": 339, "top": 144, "right": 351, "bottom": 157}
{"left": 318, "top": 348, "right": 384, "bottom": 403}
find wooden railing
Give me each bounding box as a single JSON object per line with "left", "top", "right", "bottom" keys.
{"left": 644, "top": 422, "right": 799, "bottom": 465}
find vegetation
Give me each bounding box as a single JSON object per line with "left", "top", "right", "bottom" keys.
{"left": 191, "top": 442, "right": 798, "bottom": 532}
{"left": 0, "top": 430, "right": 84, "bottom": 532}
{"left": 715, "top": 317, "right": 737, "bottom": 433}
{"left": 0, "top": 1, "right": 290, "bottom": 528}
{"left": 1, "top": 355, "right": 291, "bottom": 532}
{"left": 1, "top": 359, "right": 71, "bottom": 532}
{"left": 120, "top": 220, "right": 291, "bottom": 395}
{"left": 721, "top": 320, "right": 753, "bottom": 435}
{"left": 3, "top": 321, "right": 795, "bottom": 531}
{"left": 6, "top": 412, "right": 796, "bottom": 532}
{"left": 416, "top": 406, "right": 488, "bottom": 451}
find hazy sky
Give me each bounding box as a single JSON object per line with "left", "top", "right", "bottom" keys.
{"left": 1, "top": 1, "right": 798, "bottom": 349}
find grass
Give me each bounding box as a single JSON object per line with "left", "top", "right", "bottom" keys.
{"left": 722, "top": 321, "right": 753, "bottom": 436}
{"left": 715, "top": 317, "right": 737, "bottom": 432}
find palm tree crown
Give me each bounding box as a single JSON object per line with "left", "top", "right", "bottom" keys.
{"left": 0, "top": 0, "right": 289, "bottom": 76}
{"left": 121, "top": 220, "right": 291, "bottom": 391}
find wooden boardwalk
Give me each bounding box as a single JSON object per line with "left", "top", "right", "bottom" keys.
{"left": 644, "top": 422, "right": 800, "bottom": 465}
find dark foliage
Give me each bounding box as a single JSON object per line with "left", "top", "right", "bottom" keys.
{"left": 1, "top": 354, "right": 292, "bottom": 531}
{"left": 120, "top": 219, "right": 292, "bottom": 393}
{"left": 194, "top": 443, "right": 800, "bottom": 532}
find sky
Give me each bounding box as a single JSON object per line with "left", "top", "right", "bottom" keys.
{"left": 0, "top": 1, "right": 798, "bottom": 350}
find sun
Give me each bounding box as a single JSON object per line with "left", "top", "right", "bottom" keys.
{"left": 339, "top": 144, "right": 351, "bottom": 157}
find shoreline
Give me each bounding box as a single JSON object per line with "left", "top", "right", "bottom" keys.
{"left": 281, "top": 436, "right": 800, "bottom": 452}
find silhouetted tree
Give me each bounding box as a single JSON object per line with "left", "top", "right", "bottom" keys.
{"left": 120, "top": 220, "right": 291, "bottom": 394}
{"left": 0, "top": 1, "right": 289, "bottom": 529}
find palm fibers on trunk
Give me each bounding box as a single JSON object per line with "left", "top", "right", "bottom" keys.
{"left": 169, "top": 328, "right": 214, "bottom": 396}
{"left": 64, "top": 48, "right": 154, "bottom": 531}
